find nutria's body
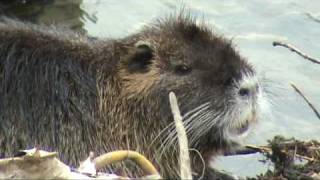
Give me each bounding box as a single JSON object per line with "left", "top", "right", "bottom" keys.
{"left": 0, "top": 15, "right": 264, "bottom": 179}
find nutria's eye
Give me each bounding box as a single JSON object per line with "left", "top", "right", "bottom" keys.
{"left": 174, "top": 64, "right": 192, "bottom": 75}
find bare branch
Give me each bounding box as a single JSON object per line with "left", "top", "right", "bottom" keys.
{"left": 290, "top": 83, "right": 320, "bottom": 120}
{"left": 272, "top": 41, "right": 320, "bottom": 64}
{"left": 223, "top": 146, "right": 260, "bottom": 156}
{"left": 305, "top": 13, "right": 320, "bottom": 24}
{"left": 225, "top": 145, "right": 315, "bottom": 162}
{"left": 169, "top": 92, "right": 192, "bottom": 180}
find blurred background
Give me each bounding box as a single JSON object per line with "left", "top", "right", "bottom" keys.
{"left": 1, "top": 0, "right": 319, "bottom": 177}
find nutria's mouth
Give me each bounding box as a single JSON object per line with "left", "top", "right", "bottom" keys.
{"left": 227, "top": 106, "right": 259, "bottom": 139}
{"left": 236, "top": 120, "right": 250, "bottom": 135}
{"left": 230, "top": 121, "right": 250, "bottom": 135}
{"left": 227, "top": 119, "right": 255, "bottom": 140}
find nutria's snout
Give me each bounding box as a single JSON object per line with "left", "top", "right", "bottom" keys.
{"left": 225, "top": 74, "right": 263, "bottom": 141}
{"left": 177, "top": 73, "right": 264, "bottom": 151}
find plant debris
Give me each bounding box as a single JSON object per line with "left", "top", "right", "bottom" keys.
{"left": 248, "top": 136, "right": 320, "bottom": 180}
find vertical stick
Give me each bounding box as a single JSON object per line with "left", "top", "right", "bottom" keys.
{"left": 169, "top": 92, "right": 192, "bottom": 179}
{"left": 291, "top": 83, "right": 320, "bottom": 120}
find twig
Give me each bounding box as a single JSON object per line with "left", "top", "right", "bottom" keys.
{"left": 305, "top": 13, "right": 320, "bottom": 24}
{"left": 293, "top": 145, "right": 297, "bottom": 162}
{"left": 290, "top": 83, "right": 320, "bottom": 120}
{"left": 223, "top": 146, "right": 261, "bottom": 156}
{"left": 272, "top": 41, "right": 320, "bottom": 64}
{"left": 225, "top": 145, "right": 315, "bottom": 162}
{"left": 169, "top": 92, "right": 192, "bottom": 180}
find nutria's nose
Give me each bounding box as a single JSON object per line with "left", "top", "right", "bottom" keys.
{"left": 239, "top": 88, "right": 250, "bottom": 97}
{"left": 238, "top": 84, "right": 259, "bottom": 97}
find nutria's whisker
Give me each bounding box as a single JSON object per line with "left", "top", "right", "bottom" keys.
{"left": 182, "top": 102, "right": 210, "bottom": 118}
{"left": 154, "top": 101, "right": 210, "bottom": 148}
{"left": 172, "top": 111, "right": 210, "bottom": 147}
{"left": 166, "top": 102, "right": 210, "bottom": 139}
{"left": 184, "top": 108, "right": 210, "bottom": 133}
{"left": 182, "top": 104, "right": 211, "bottom": 130}
{"left": 149, "top": 121, "right": 175, "bottom": 147}
{"left": 168, "top": 107, "right": 214, "bottom": 150}
{"left": 157, "top": 103, "right": 211, "bottom": 158}
{"left": 185, "top": 109, "right": 212, "bottom": 136}
{"left": 189, "top": 111, "right": 222, "bottom": 146}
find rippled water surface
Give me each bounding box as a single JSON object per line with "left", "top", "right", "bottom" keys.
{"left": 1, "top": 0, "right": 320, "bottom": 177}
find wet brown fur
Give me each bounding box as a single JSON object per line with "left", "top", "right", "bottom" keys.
{"left": 0, "top": 14, "right": 254, "bottom": 179}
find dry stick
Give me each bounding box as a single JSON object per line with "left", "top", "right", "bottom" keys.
{"left": 305, "top": 13, "right": 320, "bottom": 24}
{"left": 169, "top": 92, "right": 192, "bottom": 180}
{"left": 272, "top": 41, "right": 320, "bottom": 64}
{"left": 224, "top": 145, "right": 315, "bottom": 162}
{"left": 223, "top": 146, "right": 260, "bottom": 156}
{"left": 291, "top": 83, "right": 320, "bottom": 120}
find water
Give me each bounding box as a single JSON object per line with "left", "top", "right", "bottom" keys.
{"left": 1, "top": 0, "right": 320, "bottom": 177}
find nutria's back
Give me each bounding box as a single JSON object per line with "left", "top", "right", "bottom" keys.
{"left": 0, "top": 15, "right": 265, "bottom": 179}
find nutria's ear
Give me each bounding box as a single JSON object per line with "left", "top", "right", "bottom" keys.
{"left": 123, "top": 41, "right": 154, "bottom": 73}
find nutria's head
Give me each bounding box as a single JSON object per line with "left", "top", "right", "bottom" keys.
{"left": 113, "top": 14, "right": 265, "bottom": 176}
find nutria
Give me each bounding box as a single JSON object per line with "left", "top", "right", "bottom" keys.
{"left": 0, "top": 14, "right": 264, "bottom": 179}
